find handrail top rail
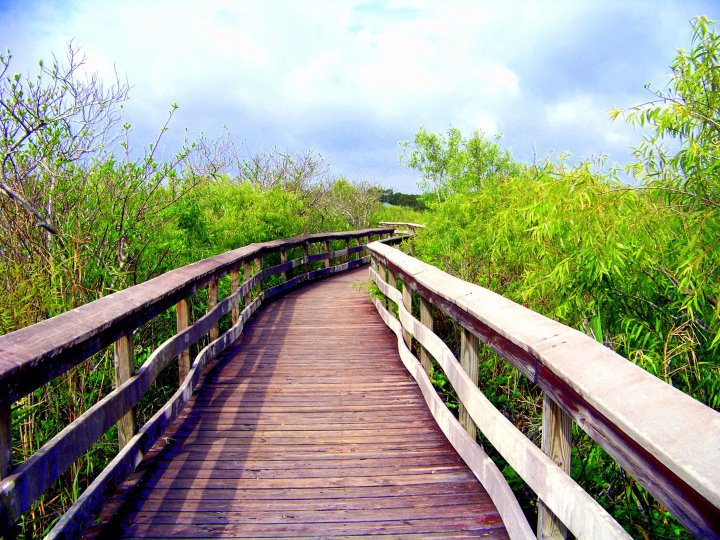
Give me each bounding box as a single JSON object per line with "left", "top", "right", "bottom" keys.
{"left": 379, "top": 221, "right": 426, "bottom": 228}
{"left": 0, "top": 228, "right": 390, "bottom": 408}
{"left": 366, "top": 241, "right": 720, "bottom": 511}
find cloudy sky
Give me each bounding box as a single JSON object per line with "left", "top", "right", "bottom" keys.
{"left": 1, "top": 0, "right": 718, "bottom": 192}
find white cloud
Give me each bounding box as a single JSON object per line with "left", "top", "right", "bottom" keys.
{"left": 1, "top": 0, "right": 718, "bottom": 192}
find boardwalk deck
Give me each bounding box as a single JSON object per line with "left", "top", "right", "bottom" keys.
{"left": 88, "top": 268, "right": 508, "bottom": 538}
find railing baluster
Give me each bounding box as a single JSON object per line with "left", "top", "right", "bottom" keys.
{"left": 378, "top": 261, "right": 390, "bottom": 309}
{"left": 345, "top": 238, "right": 350, "bottom": 263}
{"left": 231, "top": 269, "right": 239, "bottom": 325}
{"left": 280, "top": 248, "right": 287, "bottom": 281}
{"left": 0, "top": 407, "right": 10, "bottom": 479}
{"left": 419, "top": 296, "right": 434, "bottom": 375}
{"left": 459, "top": 328, "right": 479, "bottom": 440}
{"left": 243, "top": 260, "right": 252, "bottom": 308}
{"left": 303, "top": 241, "right": 309, "bottom": 275}
{"left": 255, "top": 257, "right": 262, "bottom": 295}
{"left": 176, "top": 298, "right": 190, "bottom": 382}
{"left": 208, "top": 279, "right": 219, "bottom": 341}
{"left": 113, "top": 333, "right": 137, "bottom": 449}
{"left": 401, "top": 280, "right": 413, "bottom": 350}
{"left": 537, "top": 395, "right": 572, "bottom": 539}
{"left": 324, "top": 240, "right": 331, "bottom": 269}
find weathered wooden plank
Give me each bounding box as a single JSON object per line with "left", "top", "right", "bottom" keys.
{"left": 175, "top": 298, "right": 190, "bottom": 382}
{"left": 208, "top": 279, "right": 219, "bottom": 340}
{"left": 324, "top": 240, "right": 331, "bottom": 268}
{"left": 402, "top": 280, "right": 413, "bottom": 350}
{"left": 230, "top": 269, "right": 239, "bottom": 325}
{"left": 0, "top": 408, "right": 10, "bottom": 479}
{"left": 537, "top": 395, "right": 572, "bottom": 540}
{"left": 114, "top": 334, "right": 137, "bottom": 450}
{"left": 118, "top": 491, "right": 482, "bottom": 512}
{"left": 459, "top": 328, "right": 479, "bottom": 441}
{"left": 242, "top": 261, "right": 252, "bottom": 308}
{"left": 118, "top": 516, "right": 506, "bottom": 538}
{"left": 419, "top": 296, "right": 434, "bottom": 375}
{"left": 368, "top": 241, "right": 720, "bottom": 538}
{"left": 129, "top": 502, "right": 497, "bottom": 525}
{"left": 280, "top": 248, "right": 288, "bottom": 281}
{"left": 128, "top": 481, "right": 486, "bottom": 502}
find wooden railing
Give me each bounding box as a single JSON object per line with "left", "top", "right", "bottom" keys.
{"left": 379, "top": 221, "right": 426, "bottom": 235}
{"left": 367, "top": 241, "right": 720, "bottom": 539}
{"left": 0, "top": 228, "right": 395, "bottom": 539}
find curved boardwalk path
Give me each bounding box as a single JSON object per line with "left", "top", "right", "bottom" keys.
{"left": 89, "top": 268, "right": 507, "bottom": 538}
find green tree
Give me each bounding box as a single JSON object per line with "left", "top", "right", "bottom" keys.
{"left": 612, "top": 16, "right": 720, "bottom": 208}
{"left": 400, "top": 127, "right": 522, "bottom": 202}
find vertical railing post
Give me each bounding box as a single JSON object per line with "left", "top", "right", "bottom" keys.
{"left": 378, "top": 261, "right": 390, "bottom": 309}
{"left": 303, "top": 241, "right": 310, "bottom": 276}
{"left": 231, "top": 269, "right": 239, "bottom": 325}
{"left": 459, "top": 328, "right": 479, "bottom": 441}
{"left": 324, "top": 240, "right": 331, "bottom": 269}
{"left": 401, "top": 280, "right": 413, "bottom": 350}
{"left": 280, "top": 248, "right": 287, "bottom": 282}
{"left": 345, "top": 238, "right": 351, "bottom": 263}
{"left": 537, "top": 395, "right": 572, "bottom": 539}
{"left": 256, "top": 257, "right": 263, "bottom": 293}
{"left": 208, "top": 279, "right": 219, "bottom": 341}
{"left": 243, "top": 259, "right": 252, "bottom": 309}
{"left": 176, "top": 298, "right": 190, "bottom": 383}
{"left": 0, "top": 406, "right": 11, "bottom": 479}
{"left": 419, "top": 296, "right": 434, "bottom": 375}
{"left": 114, "top": 333, "right": 137, "bottom": 449}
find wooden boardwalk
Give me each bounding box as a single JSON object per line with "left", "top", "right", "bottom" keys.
{"left": 89, "top": 268, "right": 507, "bottom": 538}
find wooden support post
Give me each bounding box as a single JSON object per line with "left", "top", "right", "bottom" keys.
{"left": 324, "top": 240, "right": 331, "bottom": 269}
{"left": 208, "top": 279, "right": 219, "bottom": 341}
{"left": 401, "top": 281, "right": 413, "bottom": 350}
{"left": 378, "top": 262, "right": 389, "bottom": 309}
{"left": 280, "top": 248, "right": 287, "bottom": 281}
{"left": 345, "top": 239, "right": 351, "bottom": 263}
{"left": 255, "top": 257, "right": 262, "bottom": 293}
{"left": 419, "top": 296, "right": 434, "bottom": 375}
{"left": 231, "top": 269, "right": 239, "bottom": 325}
{"left": 243, "top": 260, "right": 252, "bottom": 308}
{"left": 176, "top": 298, "right": 190, "bottom": 383}
{"left": 0, "top": 406, "right": 11, "bottom": 479}
{"left": 176, "top": 298, "right": 191, "bottom": 382}
{"left": 459, "top": 328, "right": 479, "bottom": 441}
{"left": 537, "top": 394, "right": 572, "bottom": 539}
{"left": 303, "top": 242, "right": 309, "bottom": 275}
{"left": 114, "top": 333, "right": 137, "bottom": 449}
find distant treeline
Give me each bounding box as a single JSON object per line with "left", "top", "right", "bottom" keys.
{"left": 379, "top": 189, "right": 426, "bottom": 209}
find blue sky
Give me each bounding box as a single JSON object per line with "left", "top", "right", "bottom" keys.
{"left": 1, "top": 0, "right": 718, "bottom": 193}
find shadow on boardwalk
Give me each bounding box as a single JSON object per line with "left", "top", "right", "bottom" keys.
{"left": 89, "top": 268, "right": 507, "bottom": 538}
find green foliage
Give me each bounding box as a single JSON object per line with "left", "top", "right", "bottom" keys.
{"left": 378, "top": 189, "right": 426, "bottom": 209}
{"left": 613, "top": 16, "right": 720, "bottom": 209}
{"left": 400, "top": 126, "right": 523, "bottom": 202}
